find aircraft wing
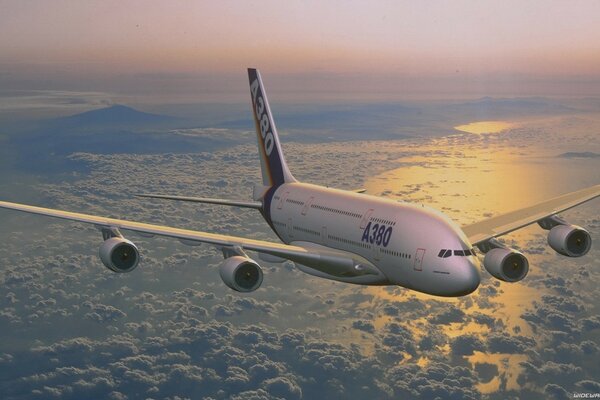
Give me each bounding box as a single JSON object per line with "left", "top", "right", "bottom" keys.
{"left": 0, "top": 200, "right": 380, "bottom": 277}
{"left": 462, "top": 184, "right": 600, "bottom": 246}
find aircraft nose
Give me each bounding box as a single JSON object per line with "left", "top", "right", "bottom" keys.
{"left": 460, "top": 257, "right": 481, "bottom": 295}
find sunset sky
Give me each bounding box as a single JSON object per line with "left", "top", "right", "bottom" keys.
{"left": 1, "top": 0, "right": 600, "bottom": 100}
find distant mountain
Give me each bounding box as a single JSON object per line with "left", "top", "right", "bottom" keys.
{"left": 218, "top": 102, "right": 421, "bottom": 140}
{"left": 462, "top": 97, "right": 571, "bottom": 110}
{"left": 7, "top": 105, "right": 229, "bottom": 173}
{"left": 46, "top": 104, "right": 179, "bottom": 130}
{"left": 448, "top": 97, "right": 573, "bottom": 115}
{"left": 557, "top": 152, "right": 600, "bottom": 158}
{"left": 63, "top": 104, "right": 172, "bottom": 122}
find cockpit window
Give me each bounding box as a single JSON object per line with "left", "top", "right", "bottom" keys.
{"left": 438, "top": 248, "right": 476, "bottom": 258}
{"left": 438, "top": 249, "right": 452, "bottom": 258}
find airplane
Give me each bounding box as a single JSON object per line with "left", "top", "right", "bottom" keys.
{"left": 1, "top": 68, "right": 599, "bottom": 297}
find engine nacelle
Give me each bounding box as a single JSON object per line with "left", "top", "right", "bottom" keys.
{"left": 219, "top": 256, "right": 263, "bottom": 292}
{"left": 99, "top": 237, "right": 140, "bottom": 273}
{"left": 548, "top": 224, "right": 592, "bottom": 257}
{"left": 483, "top": 247, "right": 529, "bottom": 282}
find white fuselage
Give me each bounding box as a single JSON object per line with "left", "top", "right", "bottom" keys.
{"left": 269, "top": 182, "right": 481, "bottom": 296}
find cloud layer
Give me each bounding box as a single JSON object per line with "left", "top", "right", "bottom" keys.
{"left": 1, "top": 111, "right": 600, "bottom": 399}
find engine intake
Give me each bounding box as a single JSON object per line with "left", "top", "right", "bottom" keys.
{"left": 483, "top": 247, "right": 529, "bottom": 282}
{"left": 99, "top": 237, "right": 140, "bottom": 273}
{"left": 219, "top": 256, "right": 263, "bottom": 292}
{"left": 548, "top": 224, "right": 592, "bottom": 257}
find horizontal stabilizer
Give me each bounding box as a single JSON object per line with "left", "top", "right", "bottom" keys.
{"left": 135, "top": 193, "right": 262, "bottom": 209}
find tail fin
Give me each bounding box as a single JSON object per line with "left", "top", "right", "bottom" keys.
{"left": 248, "top": 68, "right": 296, "bottom": 187}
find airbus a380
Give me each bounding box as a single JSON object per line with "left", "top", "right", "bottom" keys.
{"left": 1, "top": 69, "right": 599, "bottom": 297}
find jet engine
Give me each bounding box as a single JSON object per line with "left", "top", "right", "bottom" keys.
{"left": 548, "top": 224, "right": 592, "bottom": 257}
{"left": 219, "top": 256, "right": 263, "bottom": 292}
{"left": 99, "top": 237, "right": 140, "bottom": 273}
{"left": 483, "top": 247, "right": 529, "bottom": 282}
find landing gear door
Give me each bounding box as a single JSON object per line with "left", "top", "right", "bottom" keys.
{"left": 414, "top": 248, "right": 425, "bottom": 271}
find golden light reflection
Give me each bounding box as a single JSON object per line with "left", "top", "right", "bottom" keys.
{"left": 366, "top": 284, "right": 540, "bottom": 341}
{"left": 454, "top": 121, "right": 516, "bottom": 134}
{"left": 337, "top": 115, "right": 598, "bottom": 394}
{"left": 466, "top": 352, "right": 528, "bottom": 393}
{"left": 363, "top": 134, "right": 572, "bottom": 224}
{"left": 360, "top": 126, "right": 569, "bottom": 392}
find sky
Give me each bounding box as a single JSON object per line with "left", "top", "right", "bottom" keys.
{"left": 1, "top": 0, "right": 600, "bottom": 100}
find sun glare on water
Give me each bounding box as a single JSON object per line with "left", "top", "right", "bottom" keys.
{"left": 353, "top": 114, "right": 600, "bottom": 394}
{"left": 454, "top": 121, "right": 515, "bottom": 134}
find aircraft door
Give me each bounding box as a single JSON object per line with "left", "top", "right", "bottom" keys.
{"left": 372, "top": 241, "right": 381, "bottom": 261}
{"left": 321, "top": 226, "right": 327, "bottom": 245}
{"left": 287, "top": 218, "right": 294, "bottom": 239}
{"left": 277, "top": 192, "right": 289, "bottom": 210}
{"left": 360, "top": 209, "right": 374, "bottom": 229}
{"left": 414, "top": 248, "right": 425, "bottom": 271}
{"left": 301, "top": 197, "right": 313, "bottom": 216}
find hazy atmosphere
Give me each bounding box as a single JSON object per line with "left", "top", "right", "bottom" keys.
{"left": 2, "top": 0, "right": 600, "bottom": 106}
{"left": 1, "top": 1, "right": 599, "bottom": 399}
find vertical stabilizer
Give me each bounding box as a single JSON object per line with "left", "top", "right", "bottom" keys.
{"left": 248, "top": 68, "right": 296, "bottom": 187}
